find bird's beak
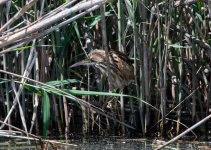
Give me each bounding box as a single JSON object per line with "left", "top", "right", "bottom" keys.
{"left": 70, "top": 59, "right": 95, "bottom": 68}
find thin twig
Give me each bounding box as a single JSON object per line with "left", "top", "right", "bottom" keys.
{"left": 0, "top": 0, "right": 38, "bottom": 33}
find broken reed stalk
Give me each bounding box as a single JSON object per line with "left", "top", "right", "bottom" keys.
{"left": 155, "top": 114, "right": 211, "bottom": 150}
{"left": 0, "top": 0, "right": 109, "bottom": 49}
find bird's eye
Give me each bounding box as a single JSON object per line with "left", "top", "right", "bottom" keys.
{"left": 112, "top": 54, "right": 119, "bottom": 62}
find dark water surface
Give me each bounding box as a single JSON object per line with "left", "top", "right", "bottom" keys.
{"left": 0, "top": 137, "right": 211, "bottom": 149}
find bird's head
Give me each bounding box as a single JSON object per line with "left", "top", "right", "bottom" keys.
{"left": 70, "top": 50, "right": 106, "bottom": 68}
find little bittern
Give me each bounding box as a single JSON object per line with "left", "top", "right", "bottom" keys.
{"left": 71, "top": 49, "right": 134, "bottom": 90}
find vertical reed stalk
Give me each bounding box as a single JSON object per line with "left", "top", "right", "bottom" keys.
{"left": 3, "top": 54, "right": 11, "bottom": 130}
{"left": 101, "top": 3, "right": 112, "bottom": 92}
{"left": 143, "top": 2, "right": 150, "bottom": 133}
{"left": 21, "top": 51, "right": 25, "bottom": 117}
{"left": 176, "top": 11, "right": 184, "bottom": 135}
{"left": 30, "top": 48, "right": 39, "bottom": 134}
{"left": 117, "top": 0, "right": 125, "bottom": 136}
{"left": 138, "top": 1, "right": 145, "bottom": 136}
{"left": 156, "top": 2, "right": 164, "bottom": 136}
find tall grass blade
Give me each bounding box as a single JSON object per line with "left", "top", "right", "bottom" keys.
{"left": 43, "top": 91, "right": 50, "bottom": 138}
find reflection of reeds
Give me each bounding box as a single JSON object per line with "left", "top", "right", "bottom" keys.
{"left": 0, "top": 0, "right": 210, "bottom": 140}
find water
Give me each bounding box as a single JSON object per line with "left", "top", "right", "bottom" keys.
{"left": 0, "top": 137, "right": 211, "bottom": 150}
{"left": 72, "top": 138, "right": 211, "bottom": 150}
{"left": 72, "top": 138, "right": 151, "bottom": 150}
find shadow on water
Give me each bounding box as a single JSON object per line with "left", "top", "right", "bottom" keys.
{"left": 0, "top": 137, "right": 211, "bottom": 150}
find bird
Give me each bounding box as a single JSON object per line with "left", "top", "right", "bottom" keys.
{"left": 70, "top": 49, "right": 134, "bottom": 91}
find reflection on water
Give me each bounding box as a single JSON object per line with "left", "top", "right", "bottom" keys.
{"left": 71, "top": 138, "right": 151, "bottom": 150}
{"left": 0, "top": 137, "right": 211, "bottom": 150}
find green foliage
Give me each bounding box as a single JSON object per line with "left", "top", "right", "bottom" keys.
{"left": 23, "top": 79, "right": 159, "bottom": 112}
{"left": 14, "top": 46, "right": 33, "bottom": 51}
{"left": 0, "top": 79, "right": 10, "bottom": 84}
{"left": 2, "top": 0, "right": 211, "bottom": 138}
{"left": 85, "top": 12, "right": 112, "bottom": 29}
{"left": 23, "top": 83, "right": 43, "bottom": 96}
{"left": 168, "top": 44, "right": 184, "bottom": 49}
{"left": 43, "top": 91, "right": 50, "bottom": 138}
{"left": 45, "top": 79, "right": 82, "bottom": 87}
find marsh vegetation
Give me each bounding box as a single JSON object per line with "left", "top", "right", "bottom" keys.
{"left": 0, "top": 0, "right": 210, "bottom": 148}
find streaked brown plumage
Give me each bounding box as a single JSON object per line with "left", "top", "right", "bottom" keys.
{"left": 71, "top": 49, "right": 134, "bottom": 90}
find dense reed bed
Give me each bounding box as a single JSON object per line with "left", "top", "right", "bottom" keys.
{"left": 0, "top": 0, "right": 210, "bottom": 141}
